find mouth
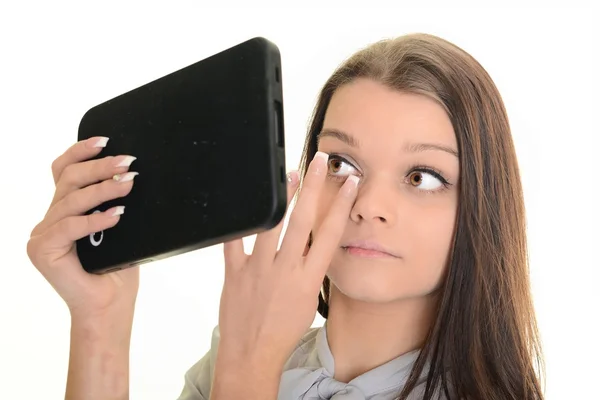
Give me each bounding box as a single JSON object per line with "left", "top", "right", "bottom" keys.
{"left": 340, "top": 241, "right": 400, "bottom": 259}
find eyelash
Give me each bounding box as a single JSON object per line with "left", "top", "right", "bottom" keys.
{"left": 326, "top": 154, "right": 452, "bottom": 194}
{"left": 326, "top": 154, "right": 360, "bottom": 182}
{"left": 406, "top": 163, "right": 452, "bottom": 194}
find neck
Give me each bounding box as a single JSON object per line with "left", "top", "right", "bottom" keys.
{"left": 326, "top": 285, "right": 438, "bottom": 383}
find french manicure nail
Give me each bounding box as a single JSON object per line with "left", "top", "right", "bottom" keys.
{"left": 116, "top": 156, "right": 137, "bottom": 168}
{"left": 346, "top": 175, "right": 360, "bottom": 187}
{"left": 92, "top": 137, "right": 109, "bottom": 148}
{"left": 313, "top": 151, "right": 329, "bottom": 174}
{"left": 113, "top": 172, "right": 139, "bottom": 182}
{"left": 110, "top": 206, "right": 125, "bottom": 216}
{"left": 314, "top": 151, "right": 329, "bottom": 162}
{"left": 343, "top": 175, "right": 360, "bottom": 196}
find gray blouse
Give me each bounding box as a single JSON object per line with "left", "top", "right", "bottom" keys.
{"left": 177, "top": 324, "right": 445, "bottom": 399}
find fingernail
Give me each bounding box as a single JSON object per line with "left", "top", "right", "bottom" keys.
{"left": 115, "top": 156, "right": 137, "bottom": 168}
{"left": 343, "top": 175, "right": 360, "bottom": 195}
{"left": 109, "top": 206, "right": 125, "bottom": 216}
{"left": 347, "top": 175, "right": 360, "bottom": 187}
{"left": 313, "top": 151, "right": 329, "bottom": 174}
{"left": 287, "top": 170, "right": 299, "bottom": 185}
{"left": 113, "top": 172, "right": 139, "bottom": 182}
{"left": 92, "top": 137, "right": 109, "bottom": 148}
{"left": 314, "top": 151, "right": 329, "bottom": 163}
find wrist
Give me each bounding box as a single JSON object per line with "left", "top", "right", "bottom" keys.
{"left": 215, "top": 348, "right": 286, "bottom": 376}
{"left": 69, "top": 308, "right": 135, "bottom": 363}
{"left": 216, "top": 334, "right": 291, "bottom": 369}
{"left": 67, "top": 312, "right": 132, "bottom": 400}
{"left": 70, "top": 305, "right": 135, "bottom": 339}
{"left": 212, "top": 351, "right": 284, "bottom": 400}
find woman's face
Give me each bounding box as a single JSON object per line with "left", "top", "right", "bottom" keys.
{"left": 314, "top": 78, "right": 460, "bottom": 303}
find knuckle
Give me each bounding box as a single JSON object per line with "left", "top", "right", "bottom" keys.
{"left": 84, "top": 213, "right": 96, "bottom": 231}
{"left": 60, "top": 164, "right": 77, "bottom": 185}
{"left": 26, "top": 237, "right": 39, "bottom": 263}
{"left": 30, "top": 221, "right": 44, "bottom": 237}
{"left": 50, "top": 157, "right": 63, "bottom": 179}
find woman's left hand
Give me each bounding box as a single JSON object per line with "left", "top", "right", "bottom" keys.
{"left": 215, "top": 151, "right": 359, "bottom": 371}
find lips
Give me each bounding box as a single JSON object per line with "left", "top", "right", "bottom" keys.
{"left": 340, "top": 240, "right": 400, "bottom": 258}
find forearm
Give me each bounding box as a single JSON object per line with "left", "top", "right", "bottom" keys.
{"left": 65, "top": 311, "right": 134, "bottom": 400}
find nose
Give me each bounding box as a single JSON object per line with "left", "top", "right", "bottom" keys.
{"left": 350, "top": 177, "right": 396, "bottom": 225}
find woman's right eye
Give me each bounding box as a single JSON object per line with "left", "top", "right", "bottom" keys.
{"left": 327, "top": 155, "right": 359, "bottom": 180}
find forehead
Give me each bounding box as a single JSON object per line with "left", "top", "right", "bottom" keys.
{"left": 322, "top": 78, "right": 456, "bottom": 149}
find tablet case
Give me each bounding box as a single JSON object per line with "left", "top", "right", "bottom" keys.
{"left": 76, "top": 37, "right": 286, "bottom": 273}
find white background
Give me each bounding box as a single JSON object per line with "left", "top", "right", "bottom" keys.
{"left": 1, "top": 2, "right": 598, "bottom": 399}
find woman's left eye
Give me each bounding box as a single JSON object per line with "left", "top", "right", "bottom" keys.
{"left": 406, "top": 168, "right": 448, "bottom": 191}
{"left": 327, "top": 156, "right": 358, "bottom": 178}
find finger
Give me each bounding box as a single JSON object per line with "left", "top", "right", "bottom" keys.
{"left": 39, "top": 206, "right": 125, "bottom": 251}
{"left": 303, "top": 234, "right": 311, "bottom": 256}
{"left": 305, "top": 175, "right": 359, "bottom": 275}
{"left": 250, "top": 170, "right": 300, "bottom": 261}
{"left": 278, "top": 152, "right": 329, "bottom": 260}
{"left": 52, "top": 154, "right": 137, "bottom": 207}
{"left": 51, "top": 137, "right": 110, "bottom": 184}
{"left": 43, "top": 173, "right": 138, "bottom": 231}
{"left": 223, "top": 239, "right": 247, "bottom": 270}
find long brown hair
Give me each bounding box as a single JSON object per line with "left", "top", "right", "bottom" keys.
{"left": 298, "top": 33, "right": 545, "bottom": 400}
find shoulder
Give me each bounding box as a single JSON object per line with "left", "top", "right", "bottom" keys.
{"left": 176, "top": 325, "right": 322, "bottom": 400}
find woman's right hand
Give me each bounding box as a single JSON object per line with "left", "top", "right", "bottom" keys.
{"left": 27, "top": 136, "right": 141, "bottom": 322}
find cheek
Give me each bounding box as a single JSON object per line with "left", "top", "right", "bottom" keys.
{"left": 406, "top": 204, "right": 457, "bottom": 288}
{"left": 414, "top": 206, "right": 456, "bottom": 249}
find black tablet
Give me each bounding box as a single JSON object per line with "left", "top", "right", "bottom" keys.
{"left": 76, "top": 37, "right": 287, "bottom": 274}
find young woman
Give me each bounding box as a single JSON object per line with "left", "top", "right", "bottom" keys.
{"left": 27, "top": 33, "right": 545, "bottom": 400}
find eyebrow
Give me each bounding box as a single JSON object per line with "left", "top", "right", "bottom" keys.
{"left": 318, "top": 128, "right": 459, "bottom": 158}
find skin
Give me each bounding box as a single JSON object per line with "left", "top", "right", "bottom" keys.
{"left": 27, "top": 139, "right": 140, "bottom": 400}
{"left": 26, "top": 78, "right": 459, "bottom": 400}
{"left": 315, "top": 79, "right": 460, "bottom": 382}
